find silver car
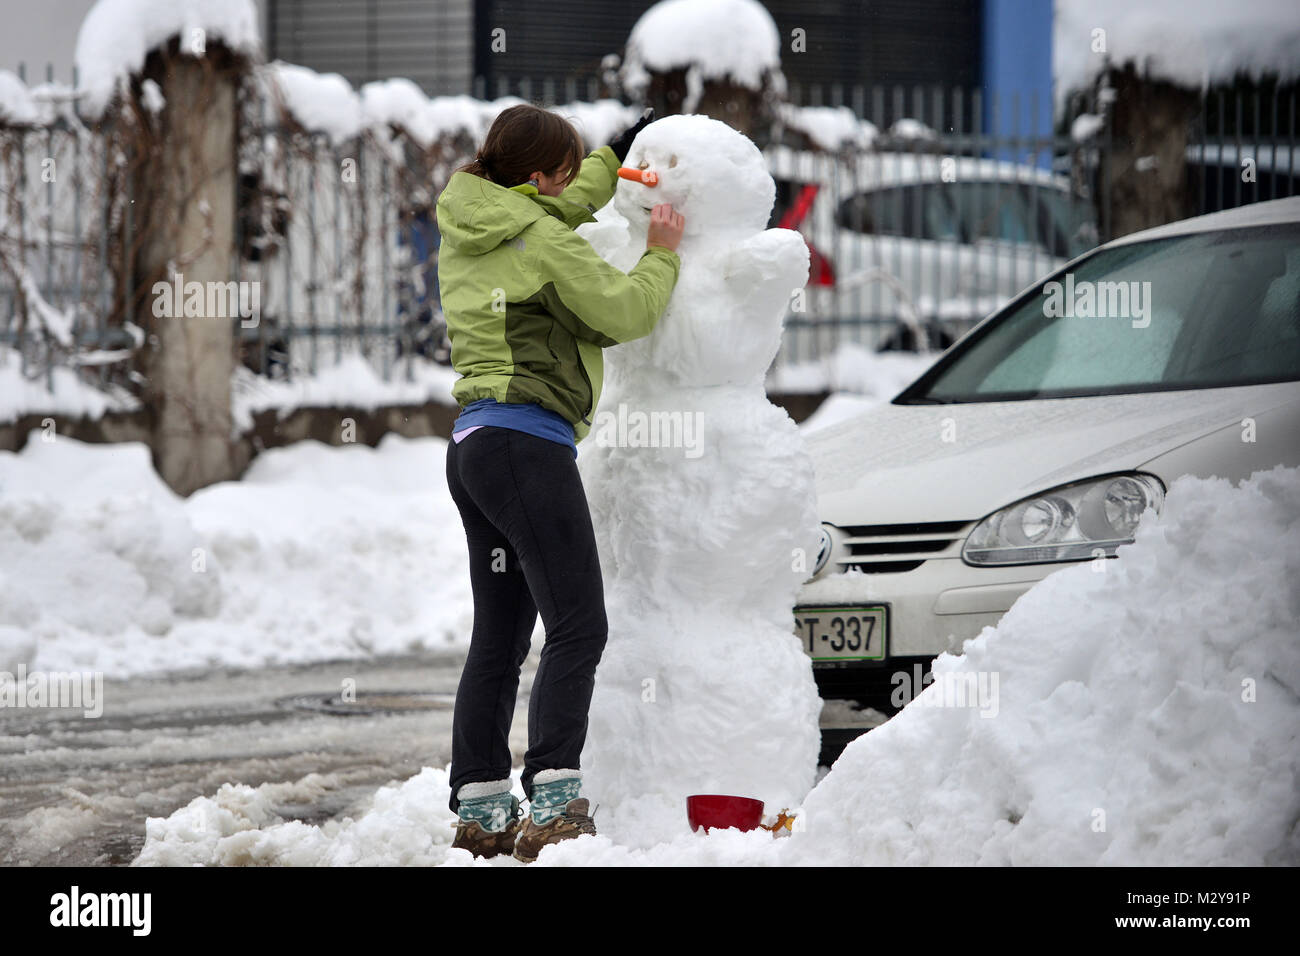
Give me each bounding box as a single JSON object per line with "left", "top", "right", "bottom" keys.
{"left": 765, "top": 146, "right": 1096, "bottom": 353}
{"left": 797, "top": 196, "right": 1300, "bottom": 746}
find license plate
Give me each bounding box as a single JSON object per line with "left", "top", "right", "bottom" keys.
{"left": 794, "top": 606, "right": 887, "bottom": 662}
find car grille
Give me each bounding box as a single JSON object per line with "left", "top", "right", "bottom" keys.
{"left": 835, "top": 520, "right": 972, "bottom": 573}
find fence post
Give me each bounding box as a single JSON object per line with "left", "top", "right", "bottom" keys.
{"left": 127, "top": 40, "right": 244, "bottom": 494}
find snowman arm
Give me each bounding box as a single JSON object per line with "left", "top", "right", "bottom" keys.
{"left": 720, "top": 228, "right": 811, "bottom": 311}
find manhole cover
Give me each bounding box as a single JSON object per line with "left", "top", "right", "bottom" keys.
{"left": 276, "top": 691, "right": 456, "bottom": 716}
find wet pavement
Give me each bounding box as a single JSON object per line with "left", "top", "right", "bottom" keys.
{"left": 0, "top": 649, "right": 533, "bottom": 866}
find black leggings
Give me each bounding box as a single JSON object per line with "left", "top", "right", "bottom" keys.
{"left": 444, "top": 425, "right": 608, "bottom": 812}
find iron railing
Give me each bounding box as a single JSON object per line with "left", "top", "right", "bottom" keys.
{"left": 3, "top": 67, "right": 1296, "bottom": 404}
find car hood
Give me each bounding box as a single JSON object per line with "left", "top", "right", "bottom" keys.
{"left": 806, "top": 382, "right": 1300, "bottom": 524}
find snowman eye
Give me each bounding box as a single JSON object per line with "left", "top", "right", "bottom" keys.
{"left": 637, "top": 159, "right": 649, "bottom": 170}
{"left": 669, "top": 155, "right": 677, "bottom": 168}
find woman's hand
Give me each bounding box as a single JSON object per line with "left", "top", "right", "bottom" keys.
{"left": 647, "top": 204, "right": 685, "bottom": 253}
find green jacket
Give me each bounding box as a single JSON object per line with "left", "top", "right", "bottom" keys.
{"left": 435, "top": 145, "right": 681, "bottom": 442}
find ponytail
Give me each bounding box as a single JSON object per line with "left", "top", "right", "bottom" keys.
{"left": 455, "top": 104, "right": 584, "bottom": 189}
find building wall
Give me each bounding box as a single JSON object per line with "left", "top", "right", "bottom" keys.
{"left": 266, "top": 0, "right": 473, "bottom": 96}
{"left": 763, "top": 0, "right": 982, "bottom": 95}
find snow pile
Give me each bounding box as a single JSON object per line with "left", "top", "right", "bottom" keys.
{"left": 620, "top": 0, "right": 782, "bottom": 105}
{"left": 791, "top": 464, "right": 1300, "bottom": 865}
{"left": 0, "top": 347, "right": 141, "bottom": 423}
{"left": 773, "top": 103, "right": 879, "bottom": 151}
{"left": 0, "top": 438, "right": 223, "bottom": 670}
{"left": 264, "top": 64, "right": 640, "bottom": 152}
{"left": 0, "top": 71, "right": 54, "bottom": 126}
{"left": 74, "top": 0, "right": 261, "bottom": 118}
{"left": 1, "top": 348, "right": 457, "bottom": 432}
{"left": 574, "top": 115, "right": 822, "bottom": 844}
{"left": 1054, "top": 0, "right": 1300, "bottom": 99}
{"left": 1071, "top": 112, "right": 1105, "bottom": 143}
{"left": 230, "top": 353, "right": 460, "bottom": 433}
{"left": 264, "top": 61, "right": 364, "bottom": 145}
{"left": 359, "top": 76, "right": 453, "bottom": 145}
{"left": 0, "top": 433, "right": 473, "bottom": 676}
{"left": 132, "top": 465, "right": 1300, "bottom": 865}
{"left": 888, "top": 118, "right": 937, "bottom": 141}
{"left": 133, "top": 768, "right": 471, "bottom": 867}
{"left": 554, "top": 99, "right": 646, "bottom": 153}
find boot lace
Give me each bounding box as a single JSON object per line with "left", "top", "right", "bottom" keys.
{"left": 565, "top": 801, "right": 599, "bottom": 836}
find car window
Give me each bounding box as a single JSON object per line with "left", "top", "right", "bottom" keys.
{"left": 836, "top": 184, "right": 962, "bottom": 241}
{"left": 946, "top": 181, "right": 1035, "bottom": 244}
{"left": 923, "top": 188, "right": 962, "bottom": 240}
{"left": 1032, "top": 187, "right": 1096, "bottom": 257}
{"left": 899, "top": 224, "right": 1300, "bottom": 401}
{"left": 1241, "top": 248, "right": 1300, "bottom": 371}
{"left": 837, "top": 179, "right": 1093, "bottom": 255}
{"left": 978, "top": 263, "right": 1189, "bottom": 392}
{"left": 837, "top": 186, "right": 910, "bottom": 237}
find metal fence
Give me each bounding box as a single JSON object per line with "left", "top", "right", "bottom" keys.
{"left": 3, "top": 67, "right": 1297, "bottom": 403}
{"left": 232, "top": 121, "right": 429, "bottom": 383}
{"left": 769, "top": 86, "right": 1104, "bottom": 363}
{"left": 0, "top": 63, "right": 448, "bottom": 396}
{"left": 0, "top": 66, "right": 119, "bottom": 391}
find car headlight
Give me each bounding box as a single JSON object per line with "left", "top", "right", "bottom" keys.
{"left": 962, "top": 473, "right": 1165, "bottom": 566}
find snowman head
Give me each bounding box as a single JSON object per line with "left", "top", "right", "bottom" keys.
{"left": 613, "top": 114, "right": 774, "bottom": 241}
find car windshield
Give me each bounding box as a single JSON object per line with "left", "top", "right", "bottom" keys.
{"left": 897, "top": 223, "right": 1300, "bottom": 402}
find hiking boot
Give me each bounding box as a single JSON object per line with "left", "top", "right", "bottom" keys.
{"left": 451, "top": 813, "right": 522, "bottom": 858}
{"left": 512, "top": 797, "right": 598, "bottom": 862}
{"left": 450, "top": 779, "right": 522, "bottom": 859}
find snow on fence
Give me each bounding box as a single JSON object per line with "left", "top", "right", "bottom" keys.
{"left": 2, "top": 67, "right": 1297, "bottom": 403}
{"left": 0, "top": 67, "right": 123, "bottom": 395}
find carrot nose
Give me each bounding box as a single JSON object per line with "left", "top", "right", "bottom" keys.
{"left": 617, "top": 167, "right": 659, "bottom": 186}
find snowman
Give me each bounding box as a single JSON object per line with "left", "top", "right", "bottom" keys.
{"left": 575, "top": 114, "right": 823, "bottom": 844}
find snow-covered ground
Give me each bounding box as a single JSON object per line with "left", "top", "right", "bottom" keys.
{"left": 131, "top": 464, "right": 1300, "bottom": 865}
{"left": 0, "top": 347, "right": 141, "bottom": 423}
{"left": 0, "top": 432, "right": 474, "bottom": 676}
{"left": 1, "top": 348, "right": 460, "bottom": 430}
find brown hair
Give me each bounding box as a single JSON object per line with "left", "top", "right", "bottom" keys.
{"left": 459, "top": 104, "right": 585, "bottom": 189}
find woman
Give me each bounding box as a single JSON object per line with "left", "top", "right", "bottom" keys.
{"left": 435, "top": 103, "right": 685, "bottom": 861}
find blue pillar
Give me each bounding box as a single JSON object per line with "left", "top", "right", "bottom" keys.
{"left": 982, "top": 0, "right": 1054, "bottom": 167}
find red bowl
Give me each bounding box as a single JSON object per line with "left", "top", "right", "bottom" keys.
{"left": 686, "top": 794, "right": 765, "bottom": 833}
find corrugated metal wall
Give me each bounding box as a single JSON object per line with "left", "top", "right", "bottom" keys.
{"left": 470, "top": 0, "right": 651, "bottom": 83}
{"left": 763, "top": 0, "right": 982, "bottom": 92}
{"left": 267, "top": 0, "right": 473, "bottom": 96}
{"left": 266, "top": 0, "right": 981, "bottom": 104}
